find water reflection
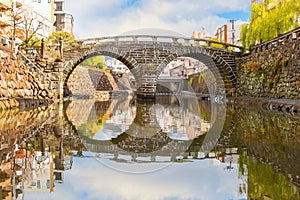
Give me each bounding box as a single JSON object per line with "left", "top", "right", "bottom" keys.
{"left": 0, "top": 97, "right": 299, "bottom": 199}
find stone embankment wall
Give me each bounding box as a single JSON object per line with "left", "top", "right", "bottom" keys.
{"left": 223, "top": 104, "right": 300, "bottom": 187}
{"left": 236, "top": 35, "right": 300, "bottom": 99}
{"left": 0, "top": 51, "right": 55, "bottom": 110}
{"left": 66, "top": 67, "right": 114, "bottom": 97}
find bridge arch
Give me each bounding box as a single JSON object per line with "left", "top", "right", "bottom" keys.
{"left": 157, "top": 45, "right": 237, "bottom": 94}
{"left": 63, "top": 48, "right": 138, "bottom": 89}
{"left": 63, "top": 35, "right": 241, "bottom": 98}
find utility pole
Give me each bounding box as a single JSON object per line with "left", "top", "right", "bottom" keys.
{"left": 228, "top": 19, "right": 236, "bottom": 45}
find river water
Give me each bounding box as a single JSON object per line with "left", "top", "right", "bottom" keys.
{"left": 0, "top": 95, "right": 299, "bottom": 200}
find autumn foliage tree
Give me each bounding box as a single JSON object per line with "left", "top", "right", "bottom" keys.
{"left": 9, "top": 2, "right": 43, "bottom": 47}
{"left": 20, "top": 10, "right": 43, "bottom": 47}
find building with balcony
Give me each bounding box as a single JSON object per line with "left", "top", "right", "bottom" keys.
{"left": 54, "top": 0, "right": 74, "bottom": 35}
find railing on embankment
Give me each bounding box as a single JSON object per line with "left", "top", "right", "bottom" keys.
{"left": 250, "top": 26, "right": 300, "bottom": 53}
{"left": 0, "top": 36, "right": 59, "bottom": 100}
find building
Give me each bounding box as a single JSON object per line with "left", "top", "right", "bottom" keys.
{"left": 0, "top": 0, "right": 74, "bottom": 48}
{"left": 54, "top": 0, "right": 74, "bottom": 35}
{"left": 15, "top": 1, "right": 53, "bottom": 40}
{"left": 191, "top": 26, "right": 211, "bottom": 40}
{"left": 105, "top": 57, "right": 130, "bottom": 74}
{"left": 19, "top": 0, "right": 54, "bottom": 24}
{"left": 214, "top": 21, "right": 242, "bottom": 46}
{"left": 0, "top": 0, "right": 22, "bottom": 42}
{"left": 215, "top": 24, "right": 228, "bottom": 43}
{"left": 0, "top": 0, "right": 56, "bottom": 47}
{"left": 22, "top": 151, "right": 55, "bottom": 193}
{"left": 0, "top": 0, "right": 12, "bottom": 36}
{"left": 161, "top": 57, "right": 208, "bottom": 77}
{"left": 19, "top": 0, "right": 55, "bottom": 38}
{"left": 155, "top": 106, "right": 211, "bottom": 140}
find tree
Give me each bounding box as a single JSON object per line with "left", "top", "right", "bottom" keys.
{"left": 241, "top": 0, "right": 300, "bottom": 50}
{"left": 8, "top": 0, "right": 23, "bottom": 49}
{"left": 19, "top": 8, "right": 42, "bottom": 47}
{"left": 47, "top": 31, "right": 76, "bottom": 47}
{"left": 81, "top": 56, "right": 106, "bottom": 69}
{"left": 8, "top": 2, "right": 43, "bottom": 48}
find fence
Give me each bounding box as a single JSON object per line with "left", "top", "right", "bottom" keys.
{"left": 251, "top": 26, "right": 300, "bottom": 53}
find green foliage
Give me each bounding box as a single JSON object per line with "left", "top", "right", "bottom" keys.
{"left": 240, "top": 24, "right": 250, "bottom": 49}
{"left": 81, "top": 56, "right": 106, "bottom": 69}
{"left": 21, "top": 36, "right": 42, "bottom": 47}
{"left": 47, "top": 31, "right": 76, "bottom": 46}
{"left": 78, "top": 118, "right": 105, "bottom": 139}
{"left": 210, "top": 42, "right": 224, "bottom": 49}
{"left": 189, "top": 77, "right": 194, "bottom": 85}
{"left": 241, "top": 0, "right": 300, "bottom": 50}
{"left": 197, "top": 73, "right": 206, "bottom": 84}
{"left": 239, "top": 151, "right": 300, "bottom": 200}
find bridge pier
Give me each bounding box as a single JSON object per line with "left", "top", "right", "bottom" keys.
{"left": 133, "top": 64, "right": 159, "bottom": 100}
{"left": 57, "top": 63, "right": 65, "bottom": 100}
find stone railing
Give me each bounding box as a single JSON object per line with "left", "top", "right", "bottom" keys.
{"left": 251, "top": 26, "right": 300, "bottom": 53}
{"left": 73, "top": 35, "right": 244, "bottom": 53}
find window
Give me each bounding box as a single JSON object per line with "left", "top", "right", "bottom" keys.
{"left": 48, "top": 0, "right": 51, "bottom": 2}
{"left": 47, "top": 180, "right": 50, "bottom": 189}
{"left": 37, "top": 180, "right": 41, "bottom": 189}
{"left": 56, "top": 3, "right": 62, "bottom": 11}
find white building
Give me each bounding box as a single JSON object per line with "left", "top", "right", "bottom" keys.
{"left": 160, "top": 57, "right": 208, "bottom": 77}
{"left": 54, "top": 0, "right": 74, "bottom": 35}
{"left": 105, "top": 57, "right": 130, "bottom": 74}
{"left": 23, "top": 151, "right": 55, "bottom": 193}
{"left": 19, "top": 0, "right": 54, "bottom": 22}
{"left": 18, "top": 0, "right": 54, "bottom": 38}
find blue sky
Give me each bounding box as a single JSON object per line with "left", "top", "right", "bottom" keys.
{"left": 65, "top": 0, "right": 251, "bottom": 39}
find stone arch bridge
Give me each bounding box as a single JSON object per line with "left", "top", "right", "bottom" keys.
{"left": 62, "top": 35, "right": 243, "bottom": 99}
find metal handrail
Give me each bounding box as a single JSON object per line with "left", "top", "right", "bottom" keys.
{"left": 16, "top": 49, "right": 57, "bottom": 88}
{"left": 0, "top": 35, "right": 58, "bottom": 90}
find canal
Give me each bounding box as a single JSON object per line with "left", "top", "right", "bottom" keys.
{"left": 0, "top": 95, "right": 299, "bottom": 200}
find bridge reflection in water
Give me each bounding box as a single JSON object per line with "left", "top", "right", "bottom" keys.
{"left": 0, "top": 97, "right": 299, "bottom": 199}
{"left": 65, "top": 95, "right": 227, "bottom": 165}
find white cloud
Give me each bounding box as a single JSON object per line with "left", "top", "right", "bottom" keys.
{"left": 64, "top": 0, "right": 250, "bottom": 39}
{"left": 24, "top": 157, "right": 247, "bottom": 200}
